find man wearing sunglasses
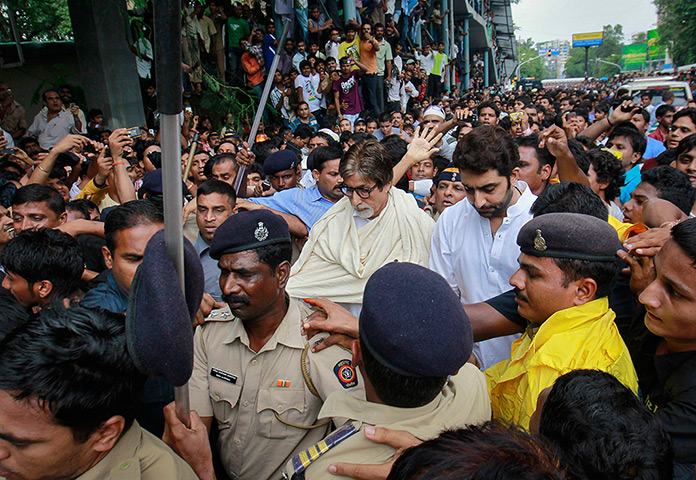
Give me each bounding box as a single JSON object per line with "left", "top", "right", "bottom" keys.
{"left": 287, "top": 127, "right": 440, "bottom": 316}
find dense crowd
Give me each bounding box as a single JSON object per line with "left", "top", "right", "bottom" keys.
{"left": 3, "top": 1, "right": 696, "bottom": 480}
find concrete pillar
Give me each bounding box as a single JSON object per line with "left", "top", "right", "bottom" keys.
{"left": 463, "top": 16, "right": 470, "bottom": 90}
{"left": 67, "top": 0, "right": 145, "bottom": 128}
{"left": 484, "top": 49, "right": 490, "bottom": 87}
{"left": 343, "top": 0, "right": 357, "bottom": 23}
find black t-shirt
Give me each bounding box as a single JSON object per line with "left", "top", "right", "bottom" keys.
{"left": 626, "top": 305, "right": 696, "bottom": 476}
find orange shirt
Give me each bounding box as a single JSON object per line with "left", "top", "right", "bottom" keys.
{"left": 359, "top": 39, "right": 378, "bottom": 74}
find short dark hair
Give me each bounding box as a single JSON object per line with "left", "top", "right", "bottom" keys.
{"left": 204, "top": 153, "right": 237, "bottom": 179}
{"left": 41, "top": 89, "right": 59, "bottom": 103}
{"left": 0, "top": 228, "right": 84, "bottom": 299}
{"left": 0, "top": 307, "right": 146, "bottom": 442}
{"left": 299, "top": 59, "right": 311, "bottom": 70}
{"left": 104, "top": 200, "right": 163, "bottom": 252}
{"left": 294, "top": 124, "right": 314, "bottom": 140}
{"left": 540, "top": 370, "right": 673, "bottom": 480}
{"left": 515, "top": 133, "right": 556, "bottom": 171}
{"left": 655, "top": 103, "right": 675, "bottom": 119}
{"left": 255, "top": 242, "right": 292, "bottom": 275}
{"left": 11, "top": 184, "right": 66, "bottom": 216}
{"left": 531, "top": 182, "right": 608, "bottom": 221}
{"left": 387, "top": 421, "right": 565, "bottom": 480}
{"left": 311, "top": 146, "right": 344, "bottom": 172}
{"left": 677, "top": 133, "right": 696, "bottom": 157}
{"left": 66, "top": 199, "right": 94, "bottom": 220}
{"left": 641, "top": 165, "right": 696, "bottom": 215}
{"left": 554, "top": 253, "right": 619, "bottom": 299}
{"left": 19, "top": 137, "right": 39, "bottom": 151}
{"left": 595, "top": 102, "right": 610, "bottom": 115}
{"left": 359, "top": 337, "right": 446, "bottom": 408}
{"left": 196, "top": 179, "right": 237, "bottom": 207}
{"left": 477, "top": 100, "right": 500, "bottom": 117}
{"left": 671, "top": 217, "right": 696, "bottom": 266}
{"left": 588, "top": 149, "right": 625, "bottom": 202}
{"left": 672, "top": 108, "right": 696, "bottom": 129}
{"left": 608, "top": 124, "right": 647, "bottom": 157}
{"left": 453, "top": 126, "right": 518, "bottom": 178}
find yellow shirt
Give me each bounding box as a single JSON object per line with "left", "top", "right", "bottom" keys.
{"left": 607, "top": 214, "right": 648, "bottom": 243}
{"left": 485, "top": 298, "right": 638, "bottom": 430}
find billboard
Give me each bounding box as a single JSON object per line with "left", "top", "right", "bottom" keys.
{"left": 622, "top": 43, "right": 647, "bottom": 71}
{"left": 538, "top": 46, "right": 568, "bottom": 56}
{"left": 572, "top": 32, "right": 604, "bottom": 48}
{"left": 647, "top": 29, "right": 665, "bottom": 62}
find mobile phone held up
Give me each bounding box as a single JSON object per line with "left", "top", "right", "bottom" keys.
{"left": 126, "top": 126, "right": 142, "bottom": 139}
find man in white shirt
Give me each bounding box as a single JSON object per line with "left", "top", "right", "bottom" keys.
{"left": 416, "top": 43, "right": 435, "bottom": 78}
{"left": 292, "top": 40, "right": 308, "bottom": 73}
{"left": 325, "top": 28, "right": 341, "bottom": 61}
{"left": 294, "top": 60, "right": 323, "bottom": 120}
{"left": 430, "top": 126, "right": 536, "bottom": 370}
{"left": 27, "top": 90, "right": 84, "bottom": 150}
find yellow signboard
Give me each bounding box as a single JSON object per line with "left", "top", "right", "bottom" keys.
{"left": 572, "top": 32, "right": 604, "bottom": 47}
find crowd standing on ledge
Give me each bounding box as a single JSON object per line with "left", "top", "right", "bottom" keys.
{"left": 2, "top": 1, "right": 696, "bottom": 480}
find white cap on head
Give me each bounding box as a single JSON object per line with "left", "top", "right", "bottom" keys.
{"left": 424, "top": 105, "right": 446, "bottom": 120}
{"left": 318, "top": 128, "right": 340, "bottom": 143}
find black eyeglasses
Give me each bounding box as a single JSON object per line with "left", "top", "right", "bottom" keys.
{"left": 340, "top": 183, "right": 378, "bottom": 199}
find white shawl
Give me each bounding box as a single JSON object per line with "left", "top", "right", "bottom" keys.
{"left": 287, "top": 188, "right": 435, "bottom": 303}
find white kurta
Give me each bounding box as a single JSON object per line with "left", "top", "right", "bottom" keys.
{"left": 429, "top": 181, "right": 537, "bottom": 370}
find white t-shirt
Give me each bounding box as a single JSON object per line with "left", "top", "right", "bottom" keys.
{"left": 134, "top": 37, "right": 153, "bottom": 79}
{"left": 294, "top": 73, "right": 323, "bottom": 112}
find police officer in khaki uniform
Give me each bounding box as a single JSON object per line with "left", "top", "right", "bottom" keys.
{"left": 0, "top": 307, "right": 198, "bottom": 480}
{"left": 189, "top": 210, "right": 364, "bottom": 480}
{"left": 283, "top": 262, "right": 491, "bottom": 480}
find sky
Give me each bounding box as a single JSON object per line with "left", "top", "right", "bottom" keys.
{"left": 511, "top": 0, "right": 658, "bottom": 45}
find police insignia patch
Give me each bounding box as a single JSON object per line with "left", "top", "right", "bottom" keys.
{"left": 534, "top": 229, "right": 547, "bottom": 251}
{"left": 333, "top": 360, "right": 358, "bottom": 389}
{"left": 254, "top": 222, "right": 269, "bottom": 241}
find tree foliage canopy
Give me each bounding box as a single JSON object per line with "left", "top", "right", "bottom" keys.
{"left": 517, "top": 37, "right": 550, "bottom": 80}
{"left": 654, "top": 0, "right": 696, "bottom": 65}
{"left": 2, "top": 0, "right": 73, "bottom": 42}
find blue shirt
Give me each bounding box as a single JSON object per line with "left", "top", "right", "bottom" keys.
{"left": 644, "top": 136, "right": 666, "bottom": 160}
{"left": 194, "top": 234, "right": 222, "bottom": 302}
{"left": 290, "top": 116, "right": 318, "bottom": 132}
{"left": 248, "top": 186, "right": 335, "bottom": 230}
{"left": 620, "top": 164, "right": 642, "bottom": 205}
{"left": 262, "top": 33, "right": 277, "bottom": 69}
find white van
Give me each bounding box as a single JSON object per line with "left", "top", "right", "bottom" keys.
{"left": 619, "top": 77, "right": 693, "bottom": 107}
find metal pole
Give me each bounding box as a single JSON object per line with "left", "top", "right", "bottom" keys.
{"left": 154, "top": 0, "right": 189, "bottom": 428}
{"left": 484, "top": 49, "right": 489, "bottom": 87}
{"left": 449, "top": 0, "right": 455, "bottom": 90}
{"left": 232, "top": 18, "right": 292, "bottom": 195}
{"left": 443, "top": 7, "right": 450, "bottom": 91}
{"left": 584, "top": 46, "right": 589, "bottom": 78}
{"left": 463, "top": 16, "right": 470, "bottom": 90}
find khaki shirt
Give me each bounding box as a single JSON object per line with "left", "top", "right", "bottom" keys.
{"left": 285, "top": 364, "right": 492, "bottom": 480}
{"left": 190, "top": 298, "right": 365, "bottom": 480}
{"left": 77, "top": 421, "right": 197, "bottom": 480}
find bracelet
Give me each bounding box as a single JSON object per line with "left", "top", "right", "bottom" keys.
{"left": 606, "top": 116, "right": 614, "bottom": 127}
{"left": 37, "top": 164, "right": 49, "bottom": 174}
{"left": 93, "top": 177, "right": 106, "bottom": 188}
{"left": 112, "top": 161, "right": 126, "bottom": 166}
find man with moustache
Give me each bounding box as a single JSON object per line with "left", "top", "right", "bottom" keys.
{"left": 237, "top": 146, "right": 345, "bottom": 233}
{"left": 188, "top": 210, "right": 363, "bottom": 480}
{"left": 430, "top": 126, "right": 536, "bottom": 370}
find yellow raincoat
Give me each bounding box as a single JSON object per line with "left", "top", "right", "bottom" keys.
{"left": 485, "top": 298, "right": 638, "bottom": 430}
